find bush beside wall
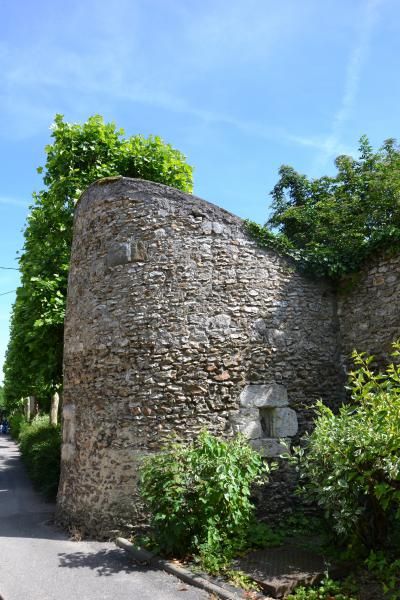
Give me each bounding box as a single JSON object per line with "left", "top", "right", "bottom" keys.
{"left": 17, "top": 415, "right": 61, "bottom": 500}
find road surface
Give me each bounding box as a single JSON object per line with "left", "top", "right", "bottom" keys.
{"left": 0, "top": 435, "right": 209, "bottom": 600}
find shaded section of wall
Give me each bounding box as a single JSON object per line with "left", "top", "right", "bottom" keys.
{"left": 57, "top": 177, "right": 345, "bottom": 536}
{"left": 338, "top": 253, "right": 400, "bottom": 369}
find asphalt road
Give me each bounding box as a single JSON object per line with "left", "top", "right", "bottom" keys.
{"left": 0, "top": 435, "right": 209, "bottom": 600}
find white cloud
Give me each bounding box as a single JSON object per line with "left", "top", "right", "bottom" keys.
{"left": 0, "top": 0, "right": 322, "bottom": 152}
{"left": 0, "top": 37, "right": 320, "bottom": 152}
{"left": 176, "top": 0, "right": 311, "bottom": 76}
{"left": 0, "top": 196, "right": 29, "bottom": 208}
{"left": 0, "top": 0, "right": 385, "bottom": 162}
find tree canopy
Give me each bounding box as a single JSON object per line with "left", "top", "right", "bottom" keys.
{"left": 3, "top": 114, "right": 193, "bottom": 411}
{"left": 247, "top": 136, "right": 400, "bottom": 278}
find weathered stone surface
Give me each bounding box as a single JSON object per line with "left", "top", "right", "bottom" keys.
{"left": 269, "top": 407, "right": 298, "bottom": 438}
{"left": 62, "top": 404, "right": 76, "bottom": 461}
{"left": 106, "top": 243, "right": 130, "bottom": 267}
{"left": 213, "top": 371, "right": 231, "bottom": 381}
{"left": 131, "top": 240, "right": 148, "bottom": 261}
{"left": 230, "top": 409, "right": 262, "bottom": 439}
{"left": 234, "top": 384, "right": 296, "bottom": 456}
{"left": 239, "top": 383, "right": 288, "bottom": 408}
{"left": 61, "top": 443, "right": 75, "bottom": 462}
{"left": 57, "top": 177, "right": 346, "bottom": 537}
{"left": 338, "top": 253, "right": 400, "bottom": 370}
{"left": 251, "top": 438, "right": 289, "bottom": 457}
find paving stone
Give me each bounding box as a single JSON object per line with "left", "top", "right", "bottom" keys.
{"left": 233, "top": 546, "right": 343, "bottom": 598}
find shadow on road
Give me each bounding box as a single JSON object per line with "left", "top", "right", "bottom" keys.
{"left": 58, "top": 548, "right": 155, "bottom": 576}
{"left": 0, "top": 512, "right": 64, "bottom": 539}
{"left": 0, "top": 456, "right": 24, "bottom": 468}
{"left": 0, "top": 435, "right": 59, "bottom": 539}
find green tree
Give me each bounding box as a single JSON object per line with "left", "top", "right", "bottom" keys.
{"left": 3, "top": 115, "right": 193, "bottom": 411}
{"left": 247, "top": 136, "right": 400, "bottom": 278}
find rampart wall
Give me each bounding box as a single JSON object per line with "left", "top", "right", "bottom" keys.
{"left": 338, "top": 253, "right": 400, "bottom": 369}
{"left": 57, "top": 177, "right": 346, "bottom": 536}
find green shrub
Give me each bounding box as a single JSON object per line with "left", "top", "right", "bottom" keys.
{"left": 286, "top": 577, "right": 356, "bottom": 600}
{"left": 18, "top": 415, "right": 61, "bottom": 500}
{"left": 365, "top": 550, "right": 400, "bottom": 599}
{"left": 9, "top": 412, "right": 27, "bottom": 438}
{"left": 293, "top": 342, "right": 400, "bottom": 549}
{"left": 139, "top": 430, "right": 271, "bottom": 569}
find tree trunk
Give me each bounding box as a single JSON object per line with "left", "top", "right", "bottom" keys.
{"left": 28, "top": 396, "right": 36, "bottom": 421}
{"left": 50, "top": 392, "right": 60, "bottom": 426}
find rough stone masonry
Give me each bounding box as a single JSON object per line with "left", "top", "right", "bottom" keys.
{"left": 57, "top": 177, "right": 400, "bottom": 537}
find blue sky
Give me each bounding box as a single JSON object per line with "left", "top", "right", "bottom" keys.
{"left": 0, "top": 0, "right": 399, "bottom": 382}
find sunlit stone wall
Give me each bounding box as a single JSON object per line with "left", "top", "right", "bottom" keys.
{"left": 57, "top": 177, "right": 345, "bottom": 536}
{"left": 338, "top": 252, "right": 400, "bottom": 369}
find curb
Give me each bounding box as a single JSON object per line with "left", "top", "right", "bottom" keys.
{"left": 116, "top": 537, "right": 265, "bottom": 600}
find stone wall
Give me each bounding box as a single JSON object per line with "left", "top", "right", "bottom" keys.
{"left": 57, "top": 177, "right": 345, "bottom": 536}
{"left": 338, "top": 253, "right": 400, "bottom": 369}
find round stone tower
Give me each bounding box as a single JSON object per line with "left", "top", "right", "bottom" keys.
{"left": 57, "top": 177, "right": 344, "bottom": 536}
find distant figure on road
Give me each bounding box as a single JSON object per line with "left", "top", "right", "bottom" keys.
{"left": 1, "top": 418, "right": 9, "bottom": 434}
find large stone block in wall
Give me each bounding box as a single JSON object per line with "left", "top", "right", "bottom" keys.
{"left": 239, "top": 383, "right": 288, "bottom": 408}
{"left": 267, "top": 407, "right": 298, "bottom": 438}
{"left": 232, "top": 383, "right": 298, "bottom": 456}
{"left": 57, "top": 177, "right": 344, "bottom": 536}
{"left": 230, "top": 408, "right": 262, "bottom": 439}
